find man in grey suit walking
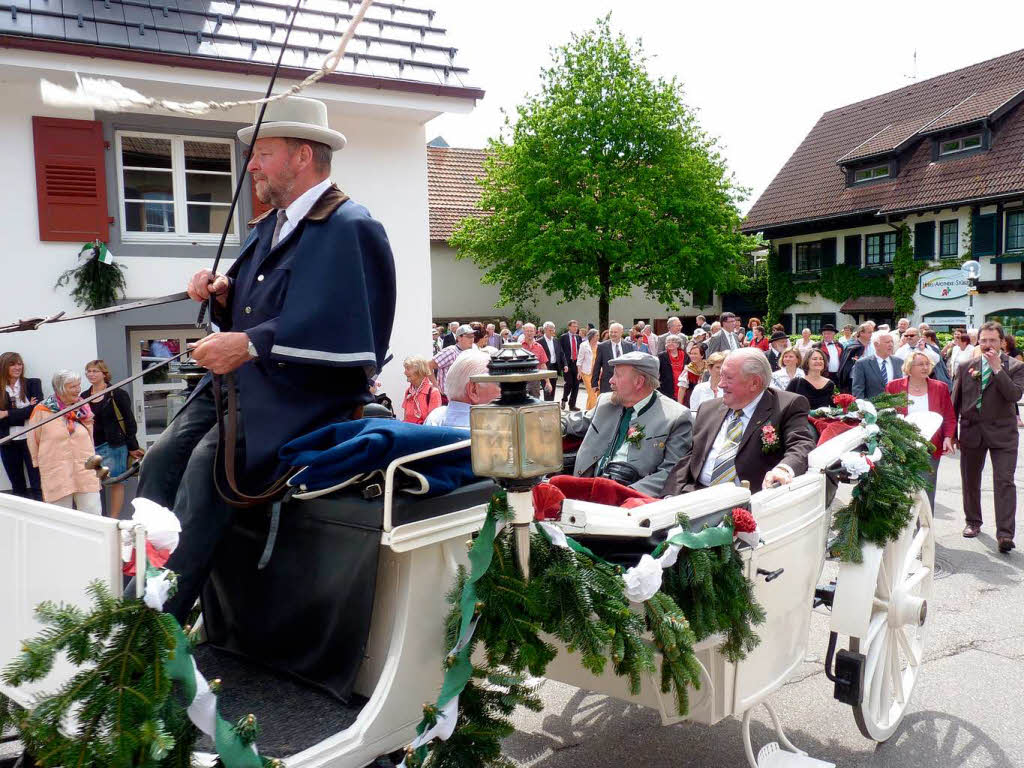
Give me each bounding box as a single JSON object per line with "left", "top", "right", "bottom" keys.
{"left": 563, "top": 352, "right": 692, "bottom": 497}
{"left": 706, "top": 312, "right": 743, "bottom": 356}
{"left": 851, "top": 334, "right": 904, "bottom": 399}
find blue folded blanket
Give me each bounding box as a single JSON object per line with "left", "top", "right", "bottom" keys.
{"left": 280, "top": 419, "right": 475, "bottom": 496}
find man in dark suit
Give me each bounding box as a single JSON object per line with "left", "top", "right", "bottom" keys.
{"left": 538, "top": 322, "right": 562, "bottom": 402}
{"left": 851, "top": 334, "right": 904, "bottom": 399}
{"left": 814, "top": 324, "right": 844, "bottom": 384}
{"left": 663, "top": 348, "right": 814, "bottom": 494}
{"left": 441, "top": 320, "right": 459, "bottom": 348}
{"left": 706, "top": 312, "right": 742, "bottom": 356}
{"left": 953, "top": 322, "right": 1024, "bottom": 553}
{"left": 766, "top": 331, "right": 789, "bottom": 371}
{"left": 593, "top": 323, "right": 635, "bottom": 393}
{"left": 837, "top": 323, "right": 873, "bottom": 393}
{"left": 559, "top": 319, "right": 584, "bottom": 410}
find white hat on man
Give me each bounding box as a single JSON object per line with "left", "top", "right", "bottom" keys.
{"left": 236, "top": 96, "right": 347, "bottom": 151}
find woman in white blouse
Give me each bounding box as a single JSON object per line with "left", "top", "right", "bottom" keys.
{"left": 687, "top": 351, "right": 727, "bottom": 412}
{"left": 794, "top": 328, "right": 815, "bottom": 357}
{"left": 576, "top": 328, "right": 599, "bottom": 410}
{"left": 770, "top": 348, "right": 805, "bottom": 390}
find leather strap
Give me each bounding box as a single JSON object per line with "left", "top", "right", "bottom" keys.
{"left": 211, "top": 372, "right": 364, "bottom": 508}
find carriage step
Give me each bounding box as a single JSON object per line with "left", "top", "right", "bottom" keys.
{"left": 757, "top": 742, "right": 835, "bottom": 767}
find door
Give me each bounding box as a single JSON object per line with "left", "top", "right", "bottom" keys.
{"left": 129, "top": 328, "right": 207, "bottom": 448}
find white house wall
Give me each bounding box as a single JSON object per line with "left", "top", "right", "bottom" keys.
{"left": 772, "top": 205, "right": 1024, "bottom": 329}
{"left": 1, "top": 66, "right": 449, "bottom": 490}
{"left": 430, "top": 243, "right": 721, "bottom": 329}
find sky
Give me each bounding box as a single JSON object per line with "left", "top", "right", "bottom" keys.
{"left": 425, "top": 0, "right": 1024, "bottom": 214}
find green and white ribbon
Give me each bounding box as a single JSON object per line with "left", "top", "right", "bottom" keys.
{"left": 78, "top": 241, "right": 115, "bottom": 264}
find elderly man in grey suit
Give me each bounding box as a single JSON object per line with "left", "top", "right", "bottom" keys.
{"left": 706, "top": 312, "right": 743, "bottom": 356}
{"left": 851, "top": 333, "right": 904, "bottom": 399}
{"left": 562, "top": 351, "right": 692, "bottom": 497}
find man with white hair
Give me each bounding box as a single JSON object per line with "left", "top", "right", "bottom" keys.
{"left": 851, "top": 333, "right": 904, "bottom": 399}
{"left": 425, "top": 351, "right": 500, "bottom": 428}
{"left": 593, "top": 323, "right": 635, "bottom": 393}
{"left": 442, "top": 320, "right": 460, "bottom": 348}
{"left": 656, "top": 317, "right": 688, "bottom": 357}
{"left": 891, "top": 318, "right": 910, "bottom": 347}
{"left": 539, "top": 321, "right": 562, "bottom": 402}
{"left": 563, "top": 351, "right": 692, "bottom": 496}
{"left": 663, "top": 348, "right": 814, "bottom": 494}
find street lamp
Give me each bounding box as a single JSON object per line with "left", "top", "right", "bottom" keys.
{"left": 468, "top": 343, "right": 560, "bottom": 580}
{"left": 961, "top": 260, "right": 981, "bottom": 329}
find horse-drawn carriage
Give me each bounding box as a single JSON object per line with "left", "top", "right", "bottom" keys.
{"left": 0, "top": 403, "right": 935, "bottom": 768}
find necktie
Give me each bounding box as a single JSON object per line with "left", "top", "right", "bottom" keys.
{"left": 614, "top": 343, "right": 621, "bottom": 358}
{"left": 977, "top": 360, "right": 990, "bottom": 410}
{"left": 571, "top": 334, "right": 577, "bottom": 360}
{"left": 597, "top": 405, "right": 634, "bottom": 475}
{"left": 878, "top": 358, "right": 888, "bottom": 388}
{"left": 271, "top": 209, "right": 288, "bottom": 248}
{"left": 710, "top": 410, "right": 745, "bottom": 486}
{"left": 728, "top": 332, "right": 737, "bottom": 350}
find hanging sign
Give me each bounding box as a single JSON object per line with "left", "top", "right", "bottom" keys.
{"left": 918, "top": 269, "right": 969, "bottom": 300}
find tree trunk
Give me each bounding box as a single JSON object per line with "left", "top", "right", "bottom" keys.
{"left": 598, "top": 257, "right": 610, "bottom": 332}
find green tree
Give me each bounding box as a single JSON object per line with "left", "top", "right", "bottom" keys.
{"left": 451, "top": 17, "right": 755, "bottom": 331}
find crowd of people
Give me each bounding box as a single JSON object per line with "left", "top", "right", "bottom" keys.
{"left": 0, "top": 352, "right": 142, "bottom": 517}
{"left": 411, "top": 313, "right": 1023, "bottom": 553}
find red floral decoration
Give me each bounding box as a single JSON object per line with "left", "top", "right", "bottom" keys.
{"left": 832, "top": 393, "right": 857, "bottom": 412}
{"left": 730, "top": 507, "right": 757, "bottom": 534}
{"left": 760, "top": 424, "right": 779, "bottom": 454}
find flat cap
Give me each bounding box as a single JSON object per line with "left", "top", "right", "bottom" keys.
{"left": 609, "top": 350, "right": 659, "bottom": 377}
{"left": 456, "top": 324, "right": 475, "bottom": 336}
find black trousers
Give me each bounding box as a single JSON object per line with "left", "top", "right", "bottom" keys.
{"left": 561, "top": 361, "right": 580, "bottom": 408}
{"left": 135, "top": 385, "right": 239, "bottom": 624}
{"left": 544, "top": 362, "right": 559, "bottom": 401}
{"left": 0, "top": 440, "right": 42, "bottom": 500}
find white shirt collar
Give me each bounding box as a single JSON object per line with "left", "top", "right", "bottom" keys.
{"left": 278, "top": 178, "right": 332, "bottom": 241}
{"left": 627, "top": 390, "right": 656, "bottom": 416}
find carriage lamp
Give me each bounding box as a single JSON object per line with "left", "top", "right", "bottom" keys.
{"left": 469, "top": 343, "right": 560, "bottom": 580}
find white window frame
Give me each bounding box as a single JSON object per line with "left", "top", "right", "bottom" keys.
{"left": 115, "top": 130, "right": 240, "bottom": 246}
{"left": 853, "top": 164, "right": 890, "bottom": 183}
{"left": 129, "top": 327, "right": 208, "bottom": 448}
{"left": 938, "top": 133, "right": 983, "bottom": 156}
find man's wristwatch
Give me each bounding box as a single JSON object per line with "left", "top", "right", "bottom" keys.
{"left": 247, "top": 338, "right": 258, "bottom": 359}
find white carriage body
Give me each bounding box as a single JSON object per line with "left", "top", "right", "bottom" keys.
{"left": 0, "top": 424, "right": 926, "bottom": 767}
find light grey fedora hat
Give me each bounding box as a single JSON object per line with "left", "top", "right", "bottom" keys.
{"left": 236, "top": 96, "right": 347, "bottom": 151}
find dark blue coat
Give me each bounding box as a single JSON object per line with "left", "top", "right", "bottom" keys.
{"left": 199, "top": 184, "right": 396, "bottom": 475}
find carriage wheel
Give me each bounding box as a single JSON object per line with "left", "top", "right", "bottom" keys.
{"left": 850, "top": 490, "right": 934, "bottom": 742}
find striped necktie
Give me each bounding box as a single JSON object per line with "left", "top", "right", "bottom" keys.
{"left": 977, "top": 360, "right": 990, "bottom": 410}
{"left": 878, "top": 358, "right": 888, "bottom": 388}
{"left": 709, "top": 409, "right": 745, "bottom": 486}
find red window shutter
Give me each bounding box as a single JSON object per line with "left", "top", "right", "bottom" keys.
{"left": 32, "top": 117, "right": 109, "bottom": 242}
{"left": 251, "top": 179, "right": 272, "bottom": 224}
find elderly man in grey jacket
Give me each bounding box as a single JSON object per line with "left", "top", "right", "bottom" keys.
{"left": 562, "top": 351, "right": 693, "bottom": 497}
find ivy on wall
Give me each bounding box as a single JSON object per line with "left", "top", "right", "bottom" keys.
{"left": 891, "top": 224, "right": 918, "bottom": 318}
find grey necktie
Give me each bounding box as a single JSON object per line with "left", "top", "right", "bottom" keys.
{"left": 271, "top": 209, "right": 288, "bottom": 248}
{"left": 614, "top": 343, "right": 621, "bottom": 358}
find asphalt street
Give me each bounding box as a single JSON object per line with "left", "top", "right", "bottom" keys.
{"left": 504, "top": 446, "right": 1024, "bottom": 768}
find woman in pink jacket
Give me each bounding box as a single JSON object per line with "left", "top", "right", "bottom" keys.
{"left": 27, "top": 370, "right": 101, "bottom": 514}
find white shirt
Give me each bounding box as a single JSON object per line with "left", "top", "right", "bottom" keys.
{"left": 698, "top": 392, "right": 765, "bottom": 486}
{"left": 611, "top": 391, "right": 656, "bottom": 463}
{"left": 577, "top": 341, "right": 596, "bottom": 375}
{"left": 610, "top": 340, "right": 624, "bottom": 358}
{"left": 907, "top": 391, "right": 929, "bottom": 415}
{"left": 542, "top": 334, "right": 559, "bottom": 364}
{"left": 424, "top": 400, "right": 471, "bottom": 429}
{"left": 821, "top": 341, "right": 842, "bottom": 373}
{"left": 876, "top": 355, "right": 896, "bottom": 382}
{"left": 795, "top": 338, "right": 815, "bottom": 355}
{"left": 276, "top": 178, "right": 332, "bottom": 245}
{"left": 948, "top": 344, "right": 975, "bottom": 375}
{"left": 688, "top": 380, "right": 723, "bottom": 413}
{"left": 4, "top": 381, "right": 30, "bottom": 440}
{"left": 722, "top": 330, "right": 739, "bottom": 350}
{"left": 770, "top": 366, "right": 804, "bottom": 391}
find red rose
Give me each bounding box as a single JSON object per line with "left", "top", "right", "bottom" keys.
{"left": 833, "top": 393, "right": 856, "bottom": 412}
{"left": 730, "top": 507, "right": 757, "bottom": 534}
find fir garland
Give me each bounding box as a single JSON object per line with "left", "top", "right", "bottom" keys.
{"left": 407, "top": 492, "right": 763, "bottom": 768}
{"left": 55, "top": 242, "right": 127, "bottom": 310}
{"left": 825, "top": 392, "right": 934, "bottom": 563}
{"left": 0, "top": 581, "right": 279, "bottom": 768}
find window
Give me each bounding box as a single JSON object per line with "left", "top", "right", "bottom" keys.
{"left": 129, "top": 328, "right": 207, "bottom": 448}
{"left": 853, "top": 164, "right": 890, "bottom": 183}
{"left": 796, "top": 241, "right": 822, "bottom": 272}
{"left": 865, "top": 232, "right": 897, "bottom": 265}
{"left": 1006, "top": 210, "right": 1024, "bottom": 252}
{"left": 972, "top": 213, "right": 997, "bottom": 257}
{"left": 843, "top": 234, "right": 861, "bottom": 266}
{"left": 914, "top": 221, "right": 935, "bottom": 260}
{"left": 116, "top": 131, "right": 239, "bottom": 244}
{"left": 938, "top": 134, "right": 983, "bottom": 156}
{"left": 794, "top": 313, "right": 836, "bottom": 334}
{"left": 940, "top": 220, "right": 959, "bottom": 258}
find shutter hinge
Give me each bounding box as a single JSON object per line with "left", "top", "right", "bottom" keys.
{"left": 104, "top": 141, "right": 111, "bottom": 150}
{"left": 108, "top": 216, "right": 115, "bottom": 224}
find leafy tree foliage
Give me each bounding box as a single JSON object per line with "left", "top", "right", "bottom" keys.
{"left": 451, "top": 17, "right": 755, "bottom": 330}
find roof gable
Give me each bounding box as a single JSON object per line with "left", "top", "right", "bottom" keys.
{"left": 427, "top": 145, "right": 487, "bottom": 241}
{"left": 744, "top": 48, "right": 1024, "bottom": 233}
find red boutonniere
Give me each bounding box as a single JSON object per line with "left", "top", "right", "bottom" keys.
{"left": 730, "top": 507, "right": 757, "bottom": 535}
{"left": 760, "top": 424, "right": 779, "bottom": 454}
{"left": 625, "top": 423, "right": 646, "bottom": 448}
{"left": 832, "top": 393, "right": 857, "bottom": 413}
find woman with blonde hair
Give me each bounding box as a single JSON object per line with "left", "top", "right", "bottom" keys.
{"left": 402, "top": 355, "right": 442, "bottom": 424}
{"left": 82, "top": 359, "right": 143, "bottom": 518}
{"left": 577, "top": 328, "right": 600, "bottom": 410}
{"left": 770, "top": 348, "right": 804, "bottom": 390}
{"left": 27, "top": 370, "right": 101, "bottom": 514}
{"left": 0, "top": 351, "right": 43, "bottom": 500}
{"left": 688, "top": 351, "right": 727, "bottom": 411}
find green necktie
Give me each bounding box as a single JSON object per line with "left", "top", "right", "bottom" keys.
{"left": 976, "top": 360, "right": 990, "bottom": 410}
{"left": 598, "top": 405, "right": 634, "bottom": 475}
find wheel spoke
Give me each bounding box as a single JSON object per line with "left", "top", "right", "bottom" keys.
{"left": 873, "top": 597, "right": 890, "bottom": 611}
{"left": 890, "top": 633, "right": 905, "bottom": 705}
{"left": 865, "top": 612, "right": 887, "bottom": 647}
{"left": 877, "top": 556, "right": 891, "bottom": 600}
{"left": 902, "top": 565, "right": 931, "bottom": 594}
{"left": 870, "top": 630, "right": 890, "bottom": 718}
{"left": 895, "top": 627, "right": 921, "bottom": 667}
{"left": 902, "top": 528, "right": 929, "bottom": 581}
